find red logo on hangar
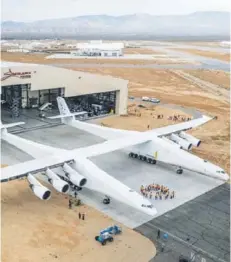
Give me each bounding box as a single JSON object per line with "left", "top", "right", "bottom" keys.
{"left": 1, "top": 69, "right": 36, "bottom": 81}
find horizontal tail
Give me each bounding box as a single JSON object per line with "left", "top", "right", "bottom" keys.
{"left": 47, "top": 111, "right": 87, "bottom": 120}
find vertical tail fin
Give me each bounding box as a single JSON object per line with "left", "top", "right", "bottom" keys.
{"left": 57, "top": 97, "right": 71, "bottom": 116}
{"left": 56, "top": 97, "right": 71, "bottom": 124}
{"left": 48, "top": 97, "right": 87, "bottom": 124}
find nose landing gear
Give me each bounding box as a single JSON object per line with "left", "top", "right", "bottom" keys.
{"left": 103, "top": 196, "right": 110, "bottom": 204}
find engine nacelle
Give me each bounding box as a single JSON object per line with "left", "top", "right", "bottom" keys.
{"left": 46, "top": 169, "right": 70, "bottom": 193}
{"left": 63, "top": 163, "right": 87, "bottom": 187}
{"left": 27, "top": 173, "right": 51, "bottom": 200}
{"left": 161, "top": 137, "right": 182, "bottom": 149}
{"left": 179, "top": 132, "right": 201, "bottom": 147}
{"left": 170, "top": 134, "right": 192, "bottom": 151}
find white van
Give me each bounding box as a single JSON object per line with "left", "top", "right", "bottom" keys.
{"left": 142, "top": 96, "right": 150, "bottom": 101}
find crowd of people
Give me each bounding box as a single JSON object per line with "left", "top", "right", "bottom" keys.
{"left": 140, "top": 184, "right": 175, "bottom": 200}
{"left": 167, "top": 115, "right": 191, "bottom": 122}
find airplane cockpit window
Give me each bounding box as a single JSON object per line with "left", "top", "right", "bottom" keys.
{"left": 216, "top": 170, "right": 225, "bottom": 174}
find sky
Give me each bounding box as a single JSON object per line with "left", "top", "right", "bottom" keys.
{"left": 1, "top": 0, "right": 230, "bottom": 22}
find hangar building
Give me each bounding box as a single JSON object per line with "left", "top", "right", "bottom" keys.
{"left": 74, "top": 40, "right": 124, "bottom": 57}
{"left": 1, "top": 62, "right": 128, "bottom": 117}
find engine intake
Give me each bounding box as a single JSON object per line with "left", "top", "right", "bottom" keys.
{"left": 46, "top": 169, "right": 70, "bottom": 193}
{"left": 170, "top": 134, "right": 192, "bottom": 151}
{"left": 63, "top": 163, "right": 87, "bottom": 187}
{"left": 179, "top": 132, "right": 201, "bottom": 147}
{"left": 27, "top": 174, "right": 51, "bottom": 200}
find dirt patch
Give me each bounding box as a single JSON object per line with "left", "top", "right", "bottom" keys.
{"left": 185, "top": 70, "right": 230, "bottom": 89}
{"left": 99, "top": 102, "right": 192, "bottom": 131}
{"left": 178, "top": 42, "right": 224, "bottom": 47}
{"left": 169, "top": 48, "right": 230, "bottom": 62}
{"left": 123, "top": 48, "right": 165, "bottom": 55}
{"left": 1, "top": 179, "right": 156, "bottom": 262}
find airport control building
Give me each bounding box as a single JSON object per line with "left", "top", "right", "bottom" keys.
{"left": 1, "top": 62, "right": 128, "bottom": 117}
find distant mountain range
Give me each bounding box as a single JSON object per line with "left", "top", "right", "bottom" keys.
{"left": 1, "top": 12, "right": 230, "bottom": 39}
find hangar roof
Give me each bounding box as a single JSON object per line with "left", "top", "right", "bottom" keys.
{"left": 1, "top": 61, "right": 42, "bottom": 68}
{"left": 1, "top": 61, "right": 128, "bottom": 97}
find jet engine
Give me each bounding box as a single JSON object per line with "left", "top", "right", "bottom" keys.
{"left": 162, "top": 137, "right": 183, "bottom": 149}
{"left": 46, "top": 168, "right": 70, "bottom": 193}
{"left": 170, "top": 134, "right": 192, "bottom": 150}
{"left": 27, "top": 173, "right": 51, "bottom": 200}
{"left": 63, "top": 163, "right": 87, "bottom": 187}
{"left": 179, "top": 132, "right": 201, "bottom": 147}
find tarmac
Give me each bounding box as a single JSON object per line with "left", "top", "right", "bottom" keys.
{"left": 136, "top": 183, "right": 230, "bottom": 262}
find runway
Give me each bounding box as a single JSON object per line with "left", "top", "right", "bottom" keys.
{"left": 1, "top": 124, "right": 224, "bottom": 228}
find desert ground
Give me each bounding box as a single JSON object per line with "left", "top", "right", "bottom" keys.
{"left": 185, "top": 69, "right": 230, "bottom": 89}
{"left": 123, "top": 47, "right": 165, "bottom": 55}
{"left": 177, "top": 41, "right": 227, "bottom": 47}
{"left": 169, "top": 48, "right": 230, "bottom": 62}
{"left": 1, "top": 179, "right": 156, "bottom": 262}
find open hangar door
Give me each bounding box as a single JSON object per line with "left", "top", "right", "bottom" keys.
{"left": 65, "top": 91, "right": 116, "bottom": 117}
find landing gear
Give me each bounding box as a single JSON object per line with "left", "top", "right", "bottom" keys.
{"left": 129, "top": 152, "right": 138, "bottom": 158}
{"left": 176, "top": 167, "right": 183, "bottom": 174}
{"left": 129, "top": 152, "right": 156, "bottom": 164}
{"left": 103, "top": 196, "right": 110, "bottom": 205}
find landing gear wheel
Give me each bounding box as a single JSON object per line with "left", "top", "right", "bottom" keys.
{"left": 108, "top": 237, "right": 114, "bottom": 242}
{"left": 176, "top": 169, "right": 183, "bottom": 174}
{"left": 103, "top": 198, "right": 110, "bottom": 204}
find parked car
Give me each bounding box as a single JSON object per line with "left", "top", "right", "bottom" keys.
{"left": 128, "top": 96, "right": 135, "bottom": 100}
{"left": 150, "top": 98, "right": 160, "bottom": 103}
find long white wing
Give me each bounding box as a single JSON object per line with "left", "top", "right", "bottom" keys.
{"left": 47, "top": 111, "right": 87, "bottom": 119}
{"left": 149, "top": 115, "right": 213, "bottom": 136}
{"left": 75, "top": 134, "right": 150, "bottom": 158}
{"left": 1, "top": 134, "right": 150, "bottom": 181}
{"left": 1, "top": 154, "right": 74, "bottom": 182}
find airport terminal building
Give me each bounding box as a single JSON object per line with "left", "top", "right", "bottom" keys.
{"left": 1, "top": 62, "right": 128, "bottom": 117}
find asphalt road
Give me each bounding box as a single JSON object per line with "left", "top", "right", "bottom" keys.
{"left": 136, "top": 183, "right": 230, "bottom": 262}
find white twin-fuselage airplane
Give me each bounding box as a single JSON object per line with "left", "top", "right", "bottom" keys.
{"left": 1, "top": 97, "right": 229, "bottom": 217}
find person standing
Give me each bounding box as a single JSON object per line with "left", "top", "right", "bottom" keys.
{"left": 78, "top": 212, "right": 81, "bottom": 219}
{"left": 157, "top": 229, "right": 161, "bottom": 239}
{"left": 69, "top": 199, "right": 72, "bottom": 209}
{"left": 74, "top": 191, "right": 77, "bottom": 198}
{"left": 82, "top": 213, "right": 85, "bottom": 220}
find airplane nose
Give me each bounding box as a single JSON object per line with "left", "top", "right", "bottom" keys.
{"left": 223, "top": 173, "right": 230, "bottom": 181}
